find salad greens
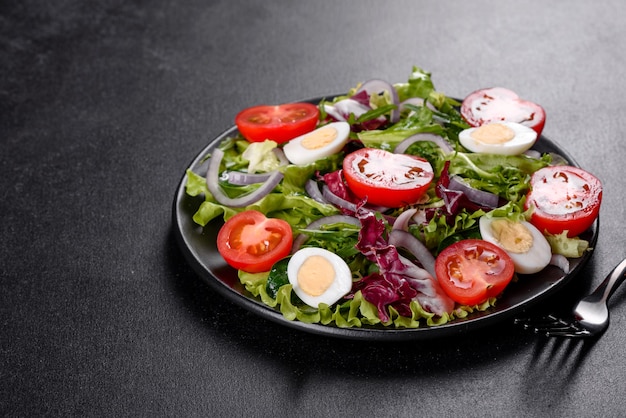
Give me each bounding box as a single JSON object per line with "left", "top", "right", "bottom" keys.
{"left": 185, "top": 66, "right": 590, "bottom": 329}
{"left": 186, "top": 138, "right": 342, "bottom": 229}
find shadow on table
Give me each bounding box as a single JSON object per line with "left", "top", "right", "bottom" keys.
{"left": 517, "top": 336, "right": 599, "bottom": 413}
{"left": 517, "top": 272, "right": 626, "bottom": 413}
{"left": 164, "top": 228, "right": 601, "bottom": 384}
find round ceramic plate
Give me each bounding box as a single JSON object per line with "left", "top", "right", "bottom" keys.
{"left": 172, "top": 97, "right": 598, "bottom": 341}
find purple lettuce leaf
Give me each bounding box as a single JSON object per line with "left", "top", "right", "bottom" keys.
{"left": 348, "top": 210, "right": 454, "bottom": 322}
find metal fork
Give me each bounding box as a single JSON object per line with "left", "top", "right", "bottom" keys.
{"left": 514, "top": 257, "right": 626, "bottom": 338}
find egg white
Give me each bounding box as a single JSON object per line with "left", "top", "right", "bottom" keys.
{"left": 479, "top": 216, "right": 552, "bottom": 274}
{"left": 283, "top": 121, "right": 350, "bottom": 165}
{"left": 459, "top": 121, "right": 537, "bottom": 155}
{"left": 287, "top": 247, "right": 353, "bottom": 308}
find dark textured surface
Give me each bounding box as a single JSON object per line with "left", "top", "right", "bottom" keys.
{"left": 2, "top": 1, "right": 626, "bottom": 416}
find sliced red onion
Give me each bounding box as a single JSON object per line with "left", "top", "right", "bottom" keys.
{"left": 272, "top": 147, "right": 289, "bottom": 166}
{"left": 448, "top": 175, "right": 499, "bottom": 208}
{"left": 523, "top": 150, "right": 569, "bottom": 166}
{"left": 549, "top": 254, "right": 570, "bottom": 274}
{"left": 393, "top": 133, "right": 454, "bottom": 155}
{"left": 523, "top": 149, "right": 541, "bottom": 159}
{"left": 305, "top": 179, "right": 329, "bottom": 205}
{"left": 392, "top": 208, "right": 418, "bottom": 232}
{"left": 222, "top": 171, "right": 272, "bottom": 186}
{"left": 398, "top": 255, "right": 435, "bottom": 282}
{"left": 335, "top": 98, "right": 371, "bottom": 118}
{"left": 291, "top": 214, "right": 361, "bottom": 253}
{"left": 323, "top": 103, "right": 347, "bottom": 122}
{"left": 356, "top": 79, "right": 400, "bottom": 123}
{"left": 388, "top": 229, "right": 437, "bottom": 279}
{"left": 206, "top": 148, "right": 283, "bottom": 207}
{"left": 397, "top": 254, "right": 455, "bottom": 315}
{"left": 410, "top": 208, "right": 429, "bottom": 226}
{"left": 364, "top": 203, "right": 390, "bottom": 213}
{"left": 322, "top": 185, "right": 357, "bottom": 213}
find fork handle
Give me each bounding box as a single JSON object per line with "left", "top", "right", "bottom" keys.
{"left": 590, "top": 257, "right": 626, "bottom": 304}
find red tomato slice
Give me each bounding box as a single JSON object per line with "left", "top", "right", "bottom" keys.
{"left": 217, "top": 210, "right": 293, "bottom": 273}
{"left": 460, "top": 87, "right": 547, "bottom": 137}
{"left": 435, "top": 239, "right": 515, "bottom": 306}
{"left": 342, "top": 148, "right": 434, "bottom": 208}
{"left": 235, "top": 103, "right": 320, "bottom": 144}
{"left": 524, "top": 166, "right": 602, "bottom": 237}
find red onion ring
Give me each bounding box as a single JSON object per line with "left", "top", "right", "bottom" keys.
{"left": 291, "top": 214, "right": 361, "bottom": 253}
{"left": 388, "top": 229, "right": 436, "bottom": 278}
{"left": 392, "top": 208, "right": 418, "bottom": 232}
{"left": 223, "top": 171, "right": 272, "bottom": 186}
{"left": 523, "top": 150, "right": 541, "bottom": 160}
{"left": 394, "top": 132, "right": 454, "bottom": 155}
{"left": 323, "top": 104, "right": 346, "bottom": 122}
{"left": 356, "top": 79, "right": 400, "bottom": 123}
{"left": 273, "top": 147, "right": 289, "bottom": 166}
{"left": 322, "top": 185, "right": 357, "bottom": 213}
{"left": 448, "top": 175, "right": 499, "bottom": 208}
{"left": 206, "top": 148, "right": 283, "bottom": 207}
{"left": 305, "top": 179, "right": 329, "bottom": 205}
{"left": 328, "top": 99, "right": 370, "bottom": 120}
{"left": 549, "top": 254, "right": 570, "bottom": 274}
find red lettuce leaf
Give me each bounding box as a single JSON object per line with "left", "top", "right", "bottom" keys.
{"left": 348, "top": 210, "right": 454, "bottom": 322}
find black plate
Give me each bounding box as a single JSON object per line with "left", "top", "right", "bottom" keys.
{"left": 172, "top": 97, "right": 598, "bottom": 341}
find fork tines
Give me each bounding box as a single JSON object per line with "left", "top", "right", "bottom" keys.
{"left": 514, "top": 314, "right": 592, "bottom": 338}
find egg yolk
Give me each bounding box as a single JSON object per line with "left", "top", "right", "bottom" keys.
{"left": 471, "top": 123, "right": 515, "bottom": 144}
{"left": 490, "top": 219, "right": 533, "bottom": 253}
{"left": 301, "top": 126, "right": 338, "bottom": 150}
{"left": 297, "top": 255, "right": 335, "bottom": 296}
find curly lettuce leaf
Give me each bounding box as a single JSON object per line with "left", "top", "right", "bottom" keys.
{"left": 186, "top": 169, "right": 210, "bottom": 197}
{"left": 296, "top": 221, "right": 370, "bottom": 274}
{"left": 241, "top": 140, "right": 281, "bottom": 173}
{"left": 193, "top": 188, "right": 339, "bottom": 228}
{"left": 393, "top": 65, "right": 436, "bottom": 101}
{"left": 239, "top": 268, "right": 496, "bottom": 329}
{"left": 545, "top": 231, "right": 590, "bottom": 258}
{"left": 415, "top": 207, "right": 484, "bottom": 253}
{"left": 357, "top": 106, "right": 448, "bottom": 150}
{"left": 448, "top": 152, "right": 551, "bottom": 202}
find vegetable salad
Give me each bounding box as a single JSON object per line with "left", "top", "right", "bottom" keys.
{"left": 184, "top": 66, "right": 601, "bottom": 329}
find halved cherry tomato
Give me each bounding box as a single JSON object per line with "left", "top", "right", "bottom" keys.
{"left": 524, "top": 166, "right": 602, "bottom": 237}
{"left": 342, "top": 148, "right": 434, "bottom": 208}
{"left": 235, "top": 103, "right": 320, "bottom": 143}
{"left": 460, "top": 87, "right": 547, "bottom": 137}
{"left": 435, "top": 239, "right": 515, "bottom": 306}
{"left": 217, "top": 210, "right": 293, "bottom": 273}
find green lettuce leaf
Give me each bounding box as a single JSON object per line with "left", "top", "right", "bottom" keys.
{"left": 241, "top": 140, "right": 281, "bottom": 173}
{"left": 186, "top": 143, "right": 343, "bottom": 228}
{"left": 545, "top": 231, "right": 590, "bottom": 258}
{"left": 296, "top": 221, "right": 371, "bottom": 274}
{"left": 239, "top": 266, "right": 497, "bottom": 329}
{"left": 415, "top": 208, "right": 485, "bottom": 253}
{"left": 357, "top": 107, "right": 447, "bottom": 150}
{"left": 393, "top": 65, "right": 436, "bottom": 101}
{"left": 192, "top": 188, "right": 339, "bottom": 228}
{"left": 448, "top": 152, "right": 551, "bottom": 202}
